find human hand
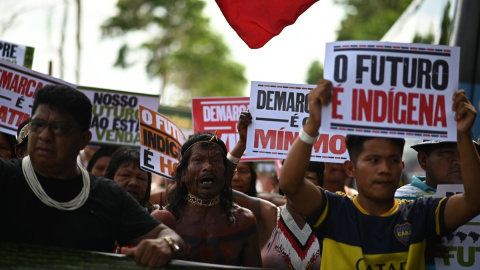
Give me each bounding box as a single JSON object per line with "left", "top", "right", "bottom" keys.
{"left": 122, "top": 238, "right": 173, "bottom": 268}
{"left": 453, "top": 90, "right": 477, "bottom": 134}
{"left": 305, "top": 79, "right": 332, "bottom": 133}
{"left": 237, "top": 111, "right": 252, "bottom": 143}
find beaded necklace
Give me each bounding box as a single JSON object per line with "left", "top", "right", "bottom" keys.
{"left": 187, "top": 193, "right": 220, "bottom": 207}
{"left": 22, "top": 156, "right": 90, "bottom": 211}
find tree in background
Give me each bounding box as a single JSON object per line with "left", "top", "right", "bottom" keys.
{"left": 304, "top": 0, "right": 412, "bottom": 84}
{"left": 438, "top": 0, "right": 451, "bottom": 45}
{"left": 411, "top": 1, "right": 451, "bottom": 45}
{"left": 101, "top": 0, "right": 246, "bottom": 103}
{"left": 306, "top": 60, "right": 324, "bottom": 85}
{"left": 334, "top": 0, "right": 412, "bottom": 41}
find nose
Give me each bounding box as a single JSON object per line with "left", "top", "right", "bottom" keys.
{"left": 37, "top": 125, "right": 54, "bottom": 141}
{"left": 451, "top": 155, "right": 461, "bottom": 166}
{"left": 377, "top": 160, "right": 391, "bottom": 175}
{"left": 232, "top": 169, "right": 240, "bottom": 181}
{"left": 127, "top": 178, "right": 138, "bottom": 187}
{"left": 202, "top": 160, "right": 214, "bottom": 172}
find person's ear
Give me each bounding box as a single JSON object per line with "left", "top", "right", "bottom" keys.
{"left": 417, "top": 151, "right": 428, "bottom": 170}
{"left": 80, "top": 131, "right": 92, "bottom": 150}
{"left": 180, "top": 173, "right": 186, "bottom": 187}
{"left": 343, "top": 160, "right": 356, "bottom": 178}
{"left": 402, "top": 161, "right": 405, "bottom": 169}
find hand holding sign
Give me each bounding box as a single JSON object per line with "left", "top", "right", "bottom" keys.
{"left": 237, "top": 111, "right": 252, "bottom": 143}
{"left": 306, "top": 79, "right": 333, "bottom": 132}
{"left": 453, "top": 90, "right": 477, "bottom": 134}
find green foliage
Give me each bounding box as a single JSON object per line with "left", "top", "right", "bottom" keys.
{"left": 412, "top": 32, "right": 435, "bottom": 44}
{"left": 411, "top": 1, "right": 451, "bottom": 45}
{"left": 438, "top": 1, "right": 451, "bottom": 45}
{"left": 306, "top": 60, "right": 324, "bottom": 85}
{"left": 334, "top": 0, "right": 413, "bottom": 41}
{"left": 102, "top": 0, "right": 246, "bottom": 101}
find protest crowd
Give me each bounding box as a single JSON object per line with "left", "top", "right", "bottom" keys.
{"left": 1, "top": 71, "right": 479, "bottom": 269}
{"left": 2, "top": 4, "right": 480, "bottom": 270}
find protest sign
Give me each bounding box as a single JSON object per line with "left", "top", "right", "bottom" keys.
{"left": 434, "top": 185, "right": 480, "bottom": 269}
{"left": 245, "top": 81, "right": 350, "bottom": 162}
{"left": 321, "top": 41, "right": 460, "bottom": 141}
{"left": 0, "top": 40, "right": 35, "bottom": 68}
{"left": 192, "top": 96, "right": 267, "bottom": 161}
{"left": 0, "top": 60, "right": 75, "bottom": 136}
{"left": 139, "top": 105, "right": 186, "bottom": 179}
{"left": 78, "top": 86, "right": 159, "bottom": 147}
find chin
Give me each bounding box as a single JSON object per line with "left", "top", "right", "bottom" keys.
{"left": 200, "top": 191, "right": 220, "bottom": 199}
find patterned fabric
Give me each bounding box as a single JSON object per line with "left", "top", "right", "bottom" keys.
{"left": 395, "top": 176, "right": 436, "bottom": 201}
{"left": 261, "top": 206, "right": 321, "bottom": 270}
{"left": 17, "top": 123, "right": 29, "bottom": 144}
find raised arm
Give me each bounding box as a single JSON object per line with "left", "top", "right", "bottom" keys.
{"left": 444, "top": 90, "right": 480, "bottom": 230}
{"left": 228, "top": 111, "right": 252, "bottom": 162}
{"left": 279, "top": 79, "right": 332, "bottom": 219}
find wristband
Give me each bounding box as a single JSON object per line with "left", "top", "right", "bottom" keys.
{"left": 299, "top": 127, "right": 319, "bottom": 144}
{"left": 227, "top": 152, "right": 240, "bottom": 164}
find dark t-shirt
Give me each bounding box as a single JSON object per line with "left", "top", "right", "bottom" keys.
{"left": 0, "top": 158, "right": 160, "bottom": 252}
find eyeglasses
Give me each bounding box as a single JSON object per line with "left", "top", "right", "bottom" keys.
{"left": 30, "top": 118, "right": 81, "bottom": 136}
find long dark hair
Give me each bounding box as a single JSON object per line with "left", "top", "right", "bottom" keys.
{"left": 243, "top": 162, "right": 258, "bottom": 197}
{"left": 167, "top": 132, "right": 235, "bottom": 223}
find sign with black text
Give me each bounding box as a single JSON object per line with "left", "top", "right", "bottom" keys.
{"left": 78, "top": 86, "right": 159, "bottom": 146}
{"left": 0, "top": 39, "right": 35, "bottom": 68}
{"left": 139, "top": 105, "right": 186, "bottom": 179}
{"left": 435, "top": 185, "right": 480, "bottom": 269}
{"left": 245, "top": 81, "right": 349, "bottom": 162}
{"left": 321, "top": 41, "right": 460, "bottom": 141}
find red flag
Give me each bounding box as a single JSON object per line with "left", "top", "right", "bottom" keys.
{"left": 215, "top": 0, "right": 319, "bottom": 49}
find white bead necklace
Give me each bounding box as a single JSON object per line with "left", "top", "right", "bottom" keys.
{"left": 22, "top": 156, "right": 90, "bottom": 211}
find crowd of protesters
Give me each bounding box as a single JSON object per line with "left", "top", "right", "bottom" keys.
{"left": 1, "top": 77, "right": 479, "bottom": 270}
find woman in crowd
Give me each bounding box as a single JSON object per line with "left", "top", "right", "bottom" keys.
{"left": 232, "top": 161, "right": 258, "bottom": 197}
{"left": 105, "top": 147, "right": 156, "bottom": 212}
{"left": 86, "top": 145, "right": 118, "bottom": 177}
{"left": 104, "top": 147, "right": 176, "bottom": 230}
{"left": 0, "top": 132, "right": 16, "bottom": 160}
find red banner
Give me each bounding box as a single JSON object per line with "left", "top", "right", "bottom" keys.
{"left": 192, "top": 97, "right": 269, "bottom": 161}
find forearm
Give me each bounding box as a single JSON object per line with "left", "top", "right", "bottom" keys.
{"left": 279, "top": 119, "right": 322, "bottom": 217}
{"left": 458, "top": 130, "right": 480, "bottom": 212}
{"left": 280, "top": 119, "right": 319, "bottom": 194}
{"left": 228, "top": 139, "right": 246, "bottom": 163}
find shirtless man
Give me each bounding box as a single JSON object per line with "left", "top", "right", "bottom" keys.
{"left": 167, "top": 132, "right": 262, "bottom": 267}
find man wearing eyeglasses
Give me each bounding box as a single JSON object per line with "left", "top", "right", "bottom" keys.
{"left": 0, "top": 84, "right": 184, "bottom": 268}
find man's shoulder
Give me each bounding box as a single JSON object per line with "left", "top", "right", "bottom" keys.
{"left": 0, "top": 158, "right": 23, "bottom": 180}
{"left": 232, "top": 203, "right": 257, "bottom": 225}
{"left": 0, "top": 157, "right": 22, "bottom": 168}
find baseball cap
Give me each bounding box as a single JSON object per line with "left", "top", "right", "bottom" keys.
{"left": 411, "top": 139, "right": 480, "bottom": 153}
